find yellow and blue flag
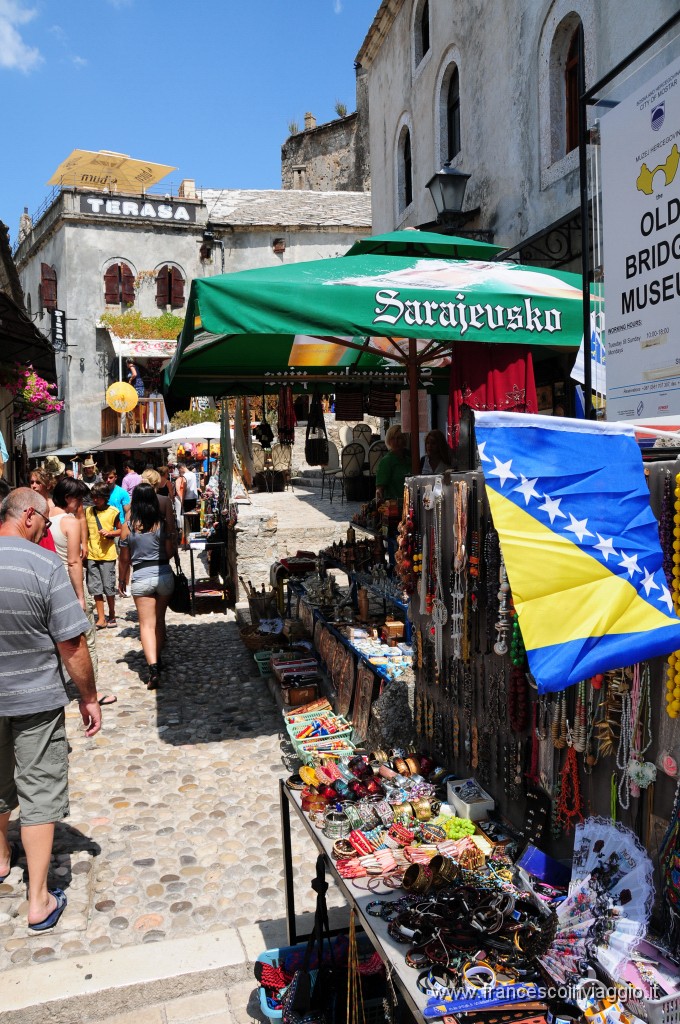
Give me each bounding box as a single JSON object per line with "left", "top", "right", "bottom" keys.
{"left": 475, "top": 411, "right": 680, "bottom": 694}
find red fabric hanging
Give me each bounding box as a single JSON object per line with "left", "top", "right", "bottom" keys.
{"left": 277, "top": 386, "right": 297, "bottom": 445}
{"left": 447, "top": 342, "right": 538, "bottom": 445}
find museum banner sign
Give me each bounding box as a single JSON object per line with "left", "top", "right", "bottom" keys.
{"left": 601, "top": 59, "right": 680, "bottom": 420}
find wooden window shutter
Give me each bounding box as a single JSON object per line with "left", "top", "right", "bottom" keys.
{"left": 120, "top": 263, "right": 135, "bottom": 305}
{"left": 156, "top": 265, "right": 170, "bottom": 308}
{"left": 41, "top": 263, "right": 57, "bottom": 311}
{"left": 104, "top": 264, "right": 120, "bottom": 304}
{"left": 170, "top": 267, "right": 185, "bottom": 308}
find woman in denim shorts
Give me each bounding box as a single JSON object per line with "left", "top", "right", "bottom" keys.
{"left": 118, "top": 483, "right": 176, "bottom": 690}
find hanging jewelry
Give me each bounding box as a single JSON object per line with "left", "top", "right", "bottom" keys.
{"left": 666, "top": 471, "right": 680, "bottom": 718}
{"left": 450, "top": 481, "right": 468, "bottom": 661}
{"left": 431, "top": 485, "right": 448, "bottom": 673}
{"left": 552, "top": 690, "right": 568, "bottom": 750}
{"left": 468, "top": 480, "right": 481, "bottom": 653}
{"left": 484, "top": 521, "right": 500, "bottom": 653}
{"left": 572, "top": 680, "right": 587, "bottom": 753}
{"left": 615, "top": 676, "right": 633, "bottom": 811}
{"left": 493, "top": 558, "right": 511, "bottom": 656}
{"left": 509, "top": 610, "right": 526, "bottom": 667}
{"left": 628, "top": 662, "right": 656, "bottom": 793}
{"left": 508, "top": 666, "right": 529, "bottom": 733}
{"left": 555, "top": 729, "right": 584, "bottom": 833}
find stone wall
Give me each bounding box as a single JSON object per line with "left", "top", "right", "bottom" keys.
{"left": 281, "top": 113, "right": 370, "bottom": 193}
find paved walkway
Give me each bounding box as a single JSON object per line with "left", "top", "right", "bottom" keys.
{"left": 0, "top": 500, "right": 357, "bottom": 1020}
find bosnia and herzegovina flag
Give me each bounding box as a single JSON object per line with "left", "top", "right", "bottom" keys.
{"left": 475, "top": 411, "right": 680, "bottom": 694}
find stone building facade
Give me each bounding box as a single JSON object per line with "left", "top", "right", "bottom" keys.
{"left": 13, "top": 183, "right": 371, "bottom": 457}
{"left": 281, "top": 72, "right": 371, "bottom": 194}
{"left": 355, "top": 0, "right": 679, "bottom": 269}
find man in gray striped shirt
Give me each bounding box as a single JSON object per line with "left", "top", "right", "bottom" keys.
{"left": 0, "top": 489, "right": 101, "bottom": 932}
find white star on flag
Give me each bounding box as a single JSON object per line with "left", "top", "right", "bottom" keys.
{"left": 640, "top": 567, "right": 659, "bottom": 597}
{"left": 489, "top": 456, "right": 517, "bottom": 488}
{"left": 619, "top": 551, "right": 641, "bottom": 577}
{"left": 594, "top": 534, "right": 617, "bottom": 562}
{"left": 564, "top": 513, "right": 594, "bottom": 544}
{"left": 477, "top": 441, "right": 491, "bottom": 463}
{"left": 514, "top": 475, "right": 540, "bottom": 505}
{"left": 659, "top": 585, "right": 674, "bottom": 613}
{"left": 538, "top": 493, "right": 566, "bottom": 524}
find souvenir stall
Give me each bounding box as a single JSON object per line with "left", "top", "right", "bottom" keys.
{"left": 252, "top": 413, "right": 680, "bottom": 1024}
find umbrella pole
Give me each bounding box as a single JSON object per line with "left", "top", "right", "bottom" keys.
{"left": 408, "top": 339, "right": 420, "bottom": 476}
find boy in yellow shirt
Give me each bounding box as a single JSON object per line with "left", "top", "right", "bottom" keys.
{"left": 86, "top": 482, "right": 121, "bottom": 628}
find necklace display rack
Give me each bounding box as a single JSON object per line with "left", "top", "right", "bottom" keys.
{"left": 396, "top": 465, "right": 680, "bottom": 866}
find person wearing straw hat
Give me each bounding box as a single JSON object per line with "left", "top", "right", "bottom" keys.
{"left": 79, "top": 457, "right": 102, "bottom": 509}
{"left": 43, "top": 457, "right": 66, "bottom": 481}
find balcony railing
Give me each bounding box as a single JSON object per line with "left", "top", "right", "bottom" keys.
{"left": 101, "top": 396, "right": 169, "bottom": 440}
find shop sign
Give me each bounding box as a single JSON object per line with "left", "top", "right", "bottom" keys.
{"left": 51, "top": 308, "right": 66, "bottom": 351}
{"left": 601, "top": 58, "right": 680, "bottom": 419}
{"left": 79, "top": 195, "right": 196, "bottom": 223}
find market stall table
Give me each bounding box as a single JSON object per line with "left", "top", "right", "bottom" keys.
{"left": 279, "top": 779, "right": 437, "bottom": 1024}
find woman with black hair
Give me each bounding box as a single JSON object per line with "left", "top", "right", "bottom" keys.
{"left": 118, "top": 482, "right": 176, "bottom": 689}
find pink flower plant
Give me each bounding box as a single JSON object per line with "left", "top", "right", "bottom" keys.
{"left": 0, "top": 363, "right": 64, "bottom": 422}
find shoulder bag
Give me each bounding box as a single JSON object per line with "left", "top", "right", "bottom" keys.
{"left": 169, "top": 554, "right": 191, "bottom": 614}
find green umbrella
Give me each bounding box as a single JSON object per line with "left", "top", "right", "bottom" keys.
{"left": 344, "top": 229, "right": 504, "bottom": 260}
{"left": 164, "top": 253, "right": 584, "bottom": 472}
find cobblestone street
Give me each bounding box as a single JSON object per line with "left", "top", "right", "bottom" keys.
{"left": 0, "top": 486, "right": 359, "bottom": 979}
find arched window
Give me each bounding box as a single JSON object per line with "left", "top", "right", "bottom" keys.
{"left": 414, "top": 0, "right": 430, "bottom": 67}
{"left": 156, "top": 264, "right": 185, "bottom": 309}
{"left": 446, "top": 66, "right": 461, "bottom": 161}
{"left": 565, "top": 28, "right": 580, "bottom": 153}
{"left": 103, "top": 262, "right": 135, "bottom": 306}
{"left": 400, "top": 128, "right": 413, "bottom": 211}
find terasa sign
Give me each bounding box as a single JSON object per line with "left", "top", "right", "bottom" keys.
{"left": 79, "top": 195, "right": 196, "bottom": 223}
{"left": 372, "top": 289, "right": 563, "bottom": 337}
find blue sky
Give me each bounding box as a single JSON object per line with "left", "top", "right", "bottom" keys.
{"left": 0, "top": 0, "right": 374, "bottom": 244}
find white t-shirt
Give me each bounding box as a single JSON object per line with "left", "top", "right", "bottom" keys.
{"left": 183, "top": 469, "right": 198, "bottom": 500}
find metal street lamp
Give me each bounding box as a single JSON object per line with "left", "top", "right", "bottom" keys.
{"left": 424, "top": 162, "right": 494, "bottom": 242}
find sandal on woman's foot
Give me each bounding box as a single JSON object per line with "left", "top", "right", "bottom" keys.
{"left": 95, "top": 622, "right": 107, "bottom": 630}
{"left": 106, "top": 617, "right": 117, "bottom": 628}
{"left": 147, "top": 665, "right": 160, "bottom": 690}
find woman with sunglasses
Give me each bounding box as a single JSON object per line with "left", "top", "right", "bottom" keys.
{"left": 30, "top": 467, "right": 59, "bottom": 552}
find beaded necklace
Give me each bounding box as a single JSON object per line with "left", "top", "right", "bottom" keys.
{"left": 572, "top": 680, "right": 587, "bottom": 753}
{"left": 666, "top": 471, "right": 680, "bottom": 719}
{"left": 484, "top": 523, "right": 500, "bottom": 653}
{"left": 508, "top": 666, "right": 529, "bottom": 733}
{"left": 450, "top": 481, "right": 468, "bottom": 660}
{"left": 468, "top": 480, "right": 481, "bottom": 652}
{"left": 555, "top": 735, "right": 583, "bottom": 833}
{"left": 615, "top": 681, "right": 633, "bottom": 810}
{"left": 431, "top": 489, "right": 448, "bottom": 672}
{"left": 660, "top": 470, "right": 674, "bottom": 587}
{"left": 552, "top": 690, "right": 568, "bottom": 750}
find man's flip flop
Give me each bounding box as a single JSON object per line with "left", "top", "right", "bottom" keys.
{"left": 106, "top": 619, "right": 117, "bottom": 628}
{"left": 95, "top": 623, "right": 107, "bottom": 630}
{"left": 0, "top": 843, "right": 18, "bottom": 883}
{"left": 28, "top": 888, "right": 67, "bottom": 931}
{"left": 98, "top": 694, "right": 117, "bottom": 706}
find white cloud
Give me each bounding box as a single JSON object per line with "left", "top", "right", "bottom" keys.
{"left": 0, "top": 0, "right": 42, "bottom": 72}
{"left": 333, "top": 0, "right": 343, "bottom": 12}
{"left": 71, "top": 54, "right": 87, "bottom": 68}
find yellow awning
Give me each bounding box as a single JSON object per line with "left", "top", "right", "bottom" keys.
{"left": 48, "top": 150, "right": 176, "bottom": 191}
